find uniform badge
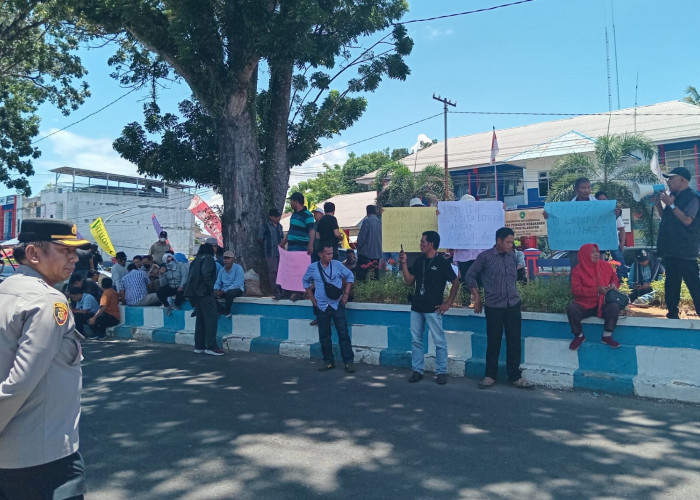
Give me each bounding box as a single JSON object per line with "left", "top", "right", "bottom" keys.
{"left": 54, "top": 302, "right": 69, "bottom": 326}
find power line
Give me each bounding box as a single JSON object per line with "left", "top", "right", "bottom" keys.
{"left": 450, "top": 110, "right": 700, "bottom": 117}
{"left": 33, "top": 88, "right": 139, "bottom": 144}
{"left": 394, "top": 0, "right": 535, "bottom": 25}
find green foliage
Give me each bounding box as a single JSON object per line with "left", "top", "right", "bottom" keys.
{"left": 375, "top": 163, "right": 454, "bottom": 207}
{"left": 353, "top": 273, "right": 412, "bottom": 304}
{"left": 651, "top": 277, "right": 695, "bottom": 310}
{"left": 517, "top": 276, "right": 573, "bottom": 313}
{"left": 0, "top": 0, "right": 89, "bottom": 195}
{"left": 286, "top": 149, "right": 404, "bottom": 209}
{"left": 548, "top": 133, "right": 658, "bottom": 246}
{"left": 682, "top": 85, "right": 700, "bottom": 106}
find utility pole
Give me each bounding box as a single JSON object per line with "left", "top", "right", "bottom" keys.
{"left": 433, "top": 93, "right": 456, "bottom": 200}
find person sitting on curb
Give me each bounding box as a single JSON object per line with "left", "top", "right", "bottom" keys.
{"left": 303, "top": 242, "right": 355, "bottom": 373}
{"left": 68, "top": 286, "right": 100, "bottom": 336}
{"left": 157, "top": 253, "right": 188, "bottom": 315}
{"left": 215, "top": 250, "right": 245, "bottom": 318}
{"left": 567, "top": 243, "right": 622, "bottom": 351}
{"left": 88, "top": 277, "right": 121, "bottom": 339}
{"left": 628, "top": 249, "right": 664, "bottom": 304}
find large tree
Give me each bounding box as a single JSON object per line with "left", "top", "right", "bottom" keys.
{"left": 72, "top": 0, "right": 413, "bottom": 271}
{"left": 0, "top": 0, "right": 89, "bottom": 195}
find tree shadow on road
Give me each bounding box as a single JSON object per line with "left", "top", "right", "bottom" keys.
{"left": 81, "top": 341, "right": 700, "bottom": 499}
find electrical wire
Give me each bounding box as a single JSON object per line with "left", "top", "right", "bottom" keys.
{"left": 394, "top": 0, "right": 535, "bottom": 25}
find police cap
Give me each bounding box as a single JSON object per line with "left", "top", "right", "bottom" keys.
{"left": 18, "top": 218, "right": 91, "bottom": 248}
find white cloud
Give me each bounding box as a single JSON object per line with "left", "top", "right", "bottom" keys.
{"left": 288, "top": 143, "right": 349, "bottom": 188}
{"left": 35, "top": 129, "right": 141, "bottom": 178}
{"left": 410, "top": 133, "right": 433, "bottom": 153}
{"left": 427, "top": 27, "right": 453, "bottom": 39}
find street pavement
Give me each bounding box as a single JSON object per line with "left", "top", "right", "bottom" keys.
{"left": 80, "top": 340, "right": 700, "bottom": 500}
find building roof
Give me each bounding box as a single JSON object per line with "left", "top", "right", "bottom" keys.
{"left": 357, "top": 100, "right": 700, "bottom": 183}
{"left": 51, "top": 167, "right": 193, "bottom": 190}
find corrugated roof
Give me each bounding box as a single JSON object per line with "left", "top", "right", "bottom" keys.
{"left": 357, "top": 100, "right": 700, "bottom": 182}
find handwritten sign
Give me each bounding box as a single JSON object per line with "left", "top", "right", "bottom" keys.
{"left": 544, "top": 200, "right": 619, "bottom": 250}
{"left": 276, "top": 248, "right": 311, "bottom": 292}
{"left": 381, "top": 207, "right": 437, "bottom": 252}
{"left": 505, "top": 209, "right": 547, "bottom": 237}
{"left": 437, "top": 201, "right": 504, "bottom": 249}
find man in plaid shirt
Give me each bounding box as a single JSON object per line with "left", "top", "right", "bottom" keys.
{"left": 119, "top": 263, "right": 159, "bottom": 306}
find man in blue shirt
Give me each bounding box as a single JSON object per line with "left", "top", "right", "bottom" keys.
{"left": 68, "top": 285, "right": 100, "bottom": 336}
{"left": 215, "top": 250, "right": 245, "bottom": 317}
{"left": 303, "top": 242, "right": 355, "bottom": 373}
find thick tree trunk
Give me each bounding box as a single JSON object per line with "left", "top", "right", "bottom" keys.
{"left": 262, "top": 61, "right": 293, "bottom": 212}
{"left": 219, "top": 88, "right": 265, "bottom": 275}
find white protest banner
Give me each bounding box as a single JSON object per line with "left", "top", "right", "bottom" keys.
{"left": 437, "top": 201, "right": 505, "bottom": 249}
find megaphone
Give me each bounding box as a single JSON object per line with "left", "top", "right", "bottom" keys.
{"left": 631, "top": 183, "right": 666, "bottom": 202}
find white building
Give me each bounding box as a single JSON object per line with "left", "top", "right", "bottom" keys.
{"left": 20, "top": 167, "right": 197, "bottom": 259}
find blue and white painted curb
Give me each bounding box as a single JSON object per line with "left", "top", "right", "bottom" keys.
{"left": 108, "top": 298, "right": 700, "bottom": 404}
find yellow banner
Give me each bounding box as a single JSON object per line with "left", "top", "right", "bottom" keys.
{"left": 381, "top": 207, "right": 438, "bottom": 252}
{"left": 339, "top": 228, "right": 351, "bottom": 250}
{"left": 89, "top": 217, "right": 116, "bottom": 257}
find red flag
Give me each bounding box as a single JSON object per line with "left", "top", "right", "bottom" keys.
{"left": 490, "top": 127, "right": 499, "bottom": 164}
{"left": 188, "top": 195, "right": 224, "bottom": 246}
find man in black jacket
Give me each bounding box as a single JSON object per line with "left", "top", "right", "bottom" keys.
{"left": 655, "top": 167, "right": 700, "bottom": 319}
{"left": 628, "top": 249, "right": 663, "bottom": 302}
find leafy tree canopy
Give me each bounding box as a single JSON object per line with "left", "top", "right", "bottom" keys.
{"left": 375, "top": 163, "right": 454, "bottom": 207}
{"left": 0, "top": 0, "right": 89, "bottom": 195}
{"left": 683, "top": 85, "right": 700, "bottom": 106}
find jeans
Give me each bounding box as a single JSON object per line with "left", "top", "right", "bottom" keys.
{"left": 191, "top": 294, "right": 219, "bottom": 350}
{"left": 265, "top": 256, "right": 280, "bottom": 293}
{"left": 663, "top": 256, "right": 700, "bottom": 316}
{"left": 566, "top": 302, "right": 619, "bottom": 335}
{"left": 216, "top": 288, "right": 244, "bottom": 314}
{"left": 484, "top": 303, "right": 522, "bottom": 382}
{"left": 316, "top": 304, "right": 353, "bottom": 364}
{"left": 91, "top": 313, "right": 120, "bottom": 337}
{"left": 156, "top": 285, "right": 185, "bottom": 307}
{"left": 410, "top": 311, "right": 447, "bottom": 375}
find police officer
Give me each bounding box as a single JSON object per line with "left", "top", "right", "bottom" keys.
{"left": 0, "top": 218, "right": 91, "bottom": 499}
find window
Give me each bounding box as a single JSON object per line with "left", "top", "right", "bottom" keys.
{"left": 538, "top": 171, "right": 549, "bottom": 198}
{"left": 477, "top": 181, "right": 490, "bottom": 197}
{"left": 503, "top": 179, "right": 515, "bottom": 196}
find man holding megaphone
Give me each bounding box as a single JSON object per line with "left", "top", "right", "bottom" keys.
{"left": 654, "top": 167, "right": 700, "bottom": 319}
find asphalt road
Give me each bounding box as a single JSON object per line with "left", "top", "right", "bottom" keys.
{"left": 80, "top": 340, "right": 700, "bottom": 500}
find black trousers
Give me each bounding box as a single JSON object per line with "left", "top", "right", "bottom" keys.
{"left": 628, "top": 286, "right": 652, "bottom": 301}
{"left": 0, "top": 451, "right": 85, "bottom": 500}
{"left": 566, "top": 302, "right": 620, "bottom": 335}
{"left": 316, "top": 303, "right": 354, "bottom": 364}
{"left": 191, "top": 295, "right": 218, "bottom": 350}
{"left": 91, "top": 313, "right": 120, "bottom": 336}
{"left": 663, "top": 256, "right": 700, "bottom": 316}
{"left": 156, "top": 285, "right": 185, "bottom": 307}
{"left": 72, "top": 312, "right": 91, "bottom": 335}
{"left": 216, "top": 288, "right": 244, "bottom": 313}
{"left": 484, "top": 303, "right": 522, "bottom": 382}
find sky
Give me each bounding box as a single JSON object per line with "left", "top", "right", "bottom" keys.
{"left": 5, "top": 0, "right": 699, "bottom": 201}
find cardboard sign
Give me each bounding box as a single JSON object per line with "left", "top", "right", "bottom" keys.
{"left": 381, "top": 207, "right": 438, "bottom": 252}
{"left": 544, "top": 200, "right": 619, "bottom": 250}
{"left": 437, "top": 201, "right": 504, "bottom": 249}
{"left": 505, "top": 209, "right": 547, "bottom": 237}
{"left": 276, "top": 248, "right": 311, "bottom": 292}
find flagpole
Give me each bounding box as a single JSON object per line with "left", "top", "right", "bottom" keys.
{"left": 491, "top": 126, "right": 499, "bottom": 201}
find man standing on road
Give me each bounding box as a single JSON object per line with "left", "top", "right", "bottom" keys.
{"left": 303, "top": 243, "right": 355, "bottom": 373}
{"left": 356, "top": 204, "right": 382, "bottom": 280}
{"left": 0, "top": 218, "right": 90, "bottom": 499}
{"left": 655, "top": 167, "right": 700, "bottom": 319}
{"left": 399, "top": 231, "right": 459, "bottom": 385}
{"left": 185, "top": 242, "right": 224, "bottom": 356}
{"left": 466, "top": 227, "right": 534, "bottom": 390}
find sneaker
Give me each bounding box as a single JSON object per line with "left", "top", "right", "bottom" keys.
{"left": 408, "top": 371, "right": 423, "bottom": 383}
{"left": 318, "top": 363, "right": 335, "bottom": 372}
{"left": 478, "top": 377, "right": 496, "bottom": 389}
{"left": 164, "top": 306, "right": 172, "bottom": 316}
{"left": 96, "top": 335, "right": 107, "bottom": 340}
{"left": 310, "top": 319, "right": 318, "bottom": 326}
{"left": 601, "top": 336, "right": 621, "bottom": 349}
{"left": 666, "top": 312, "right": 680, "bottom": 319}
{"left": 193, "top": 349, "right": 205, "bottom": 354}
{"left": 344, "top": 363, "right": 356, "bottom": 373}
{"left": 204, "top": 348, "right": 226, "bottom": 356}
{"left": 436, "top": 373, "right": 447, "bottom": 385}
{"left": 224, "top": 313, "right": 232, "bottom": 318}
{"left": 569, "top": 334, "right": 586, "bottom": 351}
{"left": 511, "top": 378, "right": 535, "bottom": 389}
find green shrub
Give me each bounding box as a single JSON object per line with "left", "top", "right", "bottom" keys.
{"left": 518, "top": 276, "right": 573, "bottom": 313}
{"left": 353, "top": 273, "right": 412, "bottom": 304}
{"left": 651, "top": 277, "right": 695, "bottom": 309}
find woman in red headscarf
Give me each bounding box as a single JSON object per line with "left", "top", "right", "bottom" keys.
{"left": 566, "top": 243, "right": 621, "bottom": 351}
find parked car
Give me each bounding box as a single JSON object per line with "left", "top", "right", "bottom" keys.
{"left": 537, "top": 251, "right": 571, "bottom": 274}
